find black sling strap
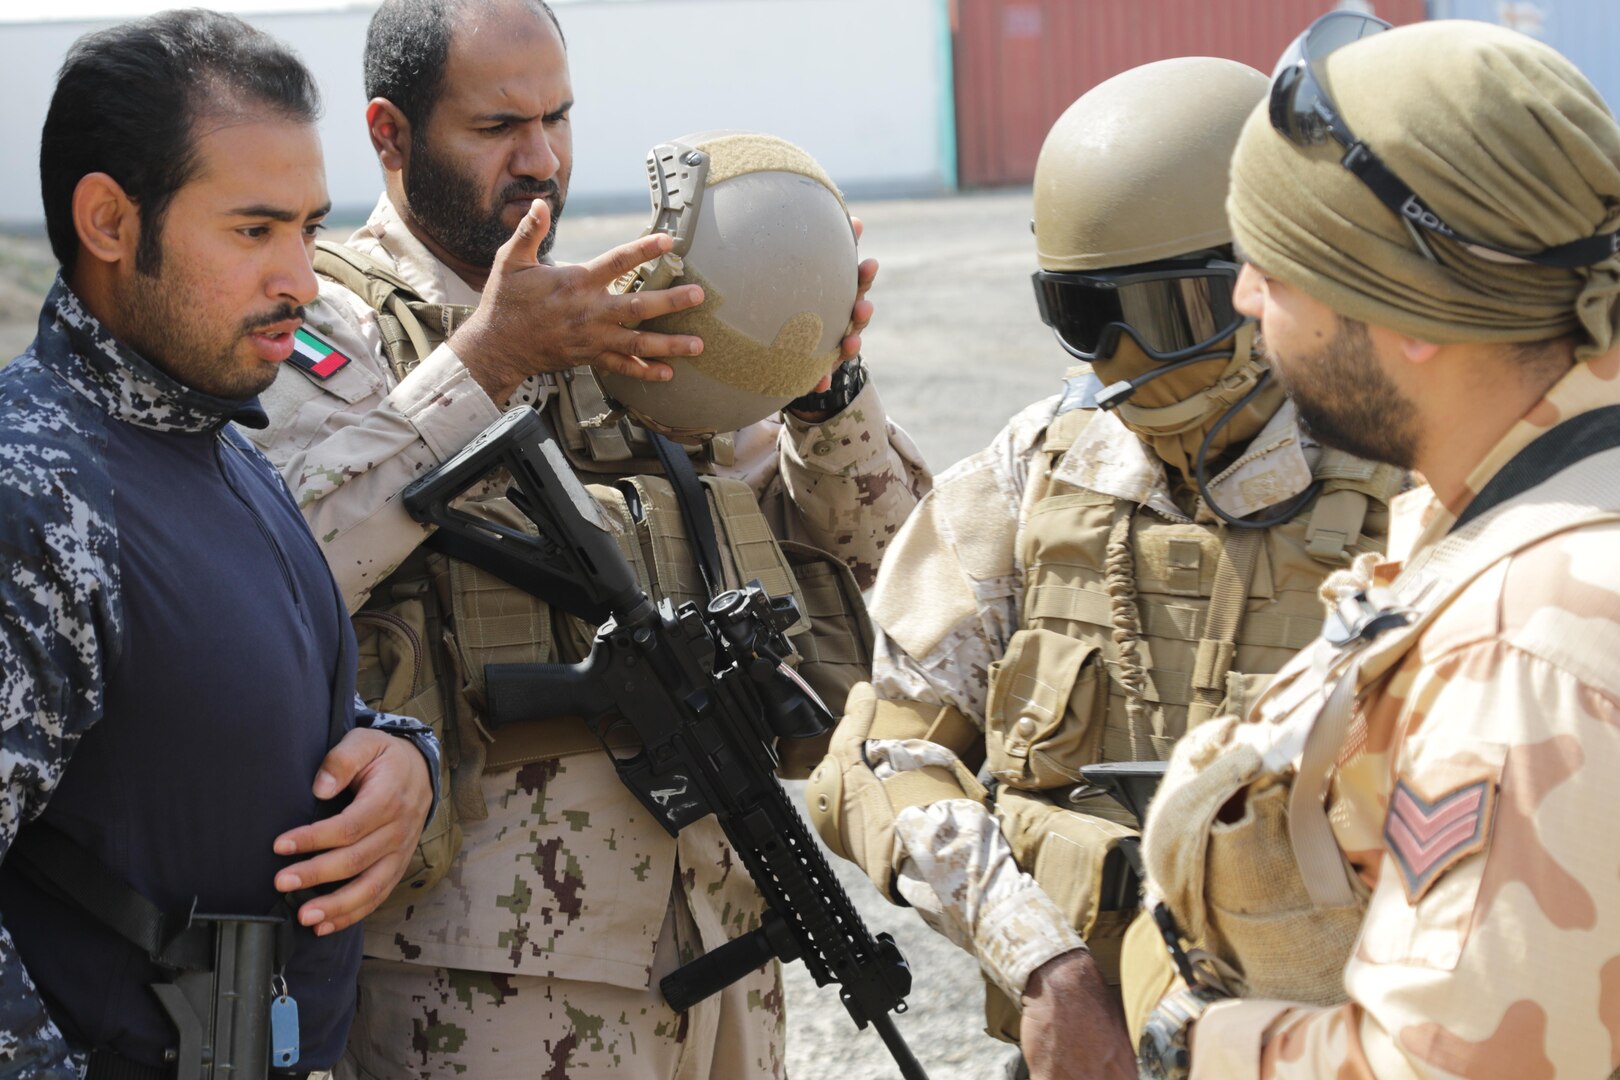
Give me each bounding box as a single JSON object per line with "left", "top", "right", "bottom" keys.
{"left": 1452, "top": 404, "right": 1620, "bottom": 532}
{"left": 8, "top": 823, "right": 215, "bottom": 972}
{"left": 649, "top": 431, "right": 726, "bottom": 601}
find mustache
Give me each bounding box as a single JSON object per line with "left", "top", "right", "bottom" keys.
{"left": 242, "top": 303, "right": 305, "bottom": 335}
{"left": 499, "top": 178, "right": 560, "bottom": 204}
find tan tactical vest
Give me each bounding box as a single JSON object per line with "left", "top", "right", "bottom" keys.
{"left": 315, "top": 242, "right": 874, "bottom": 904}
{"left": 983, "top": 402, "right": 1401, "bottom": 814}
{"left": 976, "top": 395, "right": 1401, "bottom": 1036}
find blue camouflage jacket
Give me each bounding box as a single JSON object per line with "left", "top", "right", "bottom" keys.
{"left": 0, "top": 279, "right": 437, "bottom": 1074}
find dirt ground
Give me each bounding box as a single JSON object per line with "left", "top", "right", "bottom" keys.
{"left": 0, "top": 189, "right": 1072, "bottom": 1080}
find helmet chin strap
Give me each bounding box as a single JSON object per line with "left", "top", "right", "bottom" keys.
{"left": 1109, "top": 324, "right": 1264, "bottom": 439}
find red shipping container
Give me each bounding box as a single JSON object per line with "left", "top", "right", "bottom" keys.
{"left": 952, "top": 0, "right": 1428, "bottom": 188}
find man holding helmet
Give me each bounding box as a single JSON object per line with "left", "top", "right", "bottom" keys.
{"left": 1127, "top": 14, "right": 1620, "bottom": 1080}
{"left": 244, "top": 1, "right": 928, "bottom": 1076}
{"left": 807, "top": 57, "right": 1400, "bottom": 1080}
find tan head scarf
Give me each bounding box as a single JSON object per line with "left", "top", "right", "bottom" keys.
{"left": 1228, "top": 20, "right": 1620, "bottom": 359}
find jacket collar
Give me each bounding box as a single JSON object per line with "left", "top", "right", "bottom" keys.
{"left": 345, "top": 194, "right": 483, "bottom": 308}
{"left": 37, "top": 276, "right": 266, "bottom": 433}
{"left": 1403, "top": 350, "right": 1620, "bottom": 558}
{"left": 1053, "top": 399, "right": 1317, "bottom": 523}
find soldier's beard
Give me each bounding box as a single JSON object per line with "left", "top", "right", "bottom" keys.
{"left": 405, "top": 134, "right": 565, "bottom": 269}
{"left": 1269, "top": 316, "right": 1420, "bottom": 470}
{"left": 114, "top": 237, "right": 296, "bottom": 401}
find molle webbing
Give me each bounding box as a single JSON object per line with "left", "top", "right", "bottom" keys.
{"left": 1305, "top": 450, "right": 1406, "bottom": 562}
{"left": 554, "top": 368, "right": 737, "bottom": 473}
{"left": 1042, "top": 401, "right": 1097, "bottom": 457}
{"left": 311, "top": 241, "right": 473, "bottom": 379}
{"left": 473, "top": 475, "right": 808, "bottom": 773}
{"left": 1024, "top": 582, "right": 1322, "bottom": 654}
{"left": 614, "top": 474, "right": 806, "bottom": 634}
{"left": 1187, "top": 528, "right": 1264, "bottom": 727}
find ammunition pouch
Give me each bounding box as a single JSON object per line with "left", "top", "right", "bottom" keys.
{"left": 353, "top": 555, "right": 461, "bottom": 904}
{"left": 984, "top": 629, "right": 1107, "bottom": 791}
{"left": 1141, "top": 707, "right": 1368, "bottom": 1006}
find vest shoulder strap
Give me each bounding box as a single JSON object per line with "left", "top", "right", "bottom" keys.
{"left": 1301, "top": 449, "right": 1406, "bottom": 564}
{"left": 312, "top": 240, "right": 474, "bottom": 380}
{"left": 1042, "top": 362, "right": 1101, "bottom": 456}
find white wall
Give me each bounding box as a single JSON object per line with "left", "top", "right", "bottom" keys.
{"left": 0, "top": 0, "right": 952, "bottom": 227}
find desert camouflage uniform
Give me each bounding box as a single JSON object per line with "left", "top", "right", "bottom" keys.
{"left": 850, "top": 385, "right": 1379, "bottom": 1006}
{"left": 1166, "top": 356, "right": 1620, "bottom": 1078}
{"left": 245, "top": 195, "right": 929, "bottom": 1079}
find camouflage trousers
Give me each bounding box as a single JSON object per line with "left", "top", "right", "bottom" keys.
{"left": 338, "top": 880, "right": 786, "bottom": 1079}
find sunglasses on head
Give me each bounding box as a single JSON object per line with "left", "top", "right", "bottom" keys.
{"left": 1269, "top": 10, "right": 1619, "bottom": 268}
{"left": 1032, "top": 259, "right": 1247, "bottom": 363}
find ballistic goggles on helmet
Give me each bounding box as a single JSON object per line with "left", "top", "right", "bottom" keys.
{"left": 1032, "top": 258, "right": 1246, "bottom": 362}
{"left": 1270, "top": 10, "right": 1620, "bottom": 268}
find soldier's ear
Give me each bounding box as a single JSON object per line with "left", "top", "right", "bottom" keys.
{"left": 367, "top": 99, "right": 410, "bottom": 174}
{"left": 71, "top": 172, "right": 137, "bottom": 268}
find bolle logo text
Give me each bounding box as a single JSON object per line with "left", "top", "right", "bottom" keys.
{"left": 1401, "top": 195, "right": 1455, "bottom": 237}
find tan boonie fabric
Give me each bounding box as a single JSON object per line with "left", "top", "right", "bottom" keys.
{"left": 1161, "top": 355, "right": 1620, "bottom": 1079}
{"left": 1228, "top": 20, "right": 1620, "bottom": 358}
{"left": 820, "top": 378, "right": 1396, "bottom": 1029}
{"left": 241, "top": 193, "right": 929, "bottom": 1076}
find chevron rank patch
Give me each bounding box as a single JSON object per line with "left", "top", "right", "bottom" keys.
{"left": 288, "top": 326, "right": 350, "bottom": 379}
{"left": 1383, "top": 774, "right": 1496, "bottom": 904}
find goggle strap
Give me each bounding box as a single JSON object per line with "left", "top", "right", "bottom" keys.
{"left": 1343, "top": 139, "right": 1620, "bottom": 269}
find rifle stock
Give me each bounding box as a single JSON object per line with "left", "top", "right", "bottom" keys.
{"left": 402, "top": 408, "right": 928, "bottom": 1079}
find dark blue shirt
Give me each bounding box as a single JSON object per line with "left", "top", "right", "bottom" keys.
{"left": 0, "top": 280, "right": 423, "bottom": 1074}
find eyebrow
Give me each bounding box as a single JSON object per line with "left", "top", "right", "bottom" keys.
{"left": 226, "top": 202, "right": 332, "bottom": 222}
{"left": 474, "top": 98, "right": 573, "bottom": 124}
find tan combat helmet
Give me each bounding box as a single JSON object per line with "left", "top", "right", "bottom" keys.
{"left": 1029, "top": 58, "right": 1279, "bottom": 495}
{"left": 597, "top": 132, "right": 858, "bottom": 438}
{"left": 1033, "top": 56, "right": 1267, "bottom": 272}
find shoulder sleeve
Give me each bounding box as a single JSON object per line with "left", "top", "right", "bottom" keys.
{"left": 1194, "top": 530, "right": 1620, "bottom": 1078}
{"left": 767, "top": 378, "right": 932, "bottom": 588}
{"left": 0, "top": 372, "right": 119, "bottom": 1075}
{"left": 866, "top": 396, "right": 1059, "bottom": 724}
{"left": 243, "top": 280, "right": 503, "bottom": 611}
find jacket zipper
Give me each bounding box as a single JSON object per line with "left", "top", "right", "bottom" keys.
{"left": 216, "top": 433, "right": 301, "bottom": 614}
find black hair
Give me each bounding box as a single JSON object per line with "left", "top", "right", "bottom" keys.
{"left": 40, "top": 8, "right": 321, "bottom": 275}
{"left": 364, "top": 0, "right": 563, "bottom": 135}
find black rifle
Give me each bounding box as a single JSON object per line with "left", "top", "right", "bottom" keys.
{"left": 1080, "top": 760, "right": 1210, "bottom": 988}
{"left": 402, "top": 407, "right": 927, "bottom": 1080}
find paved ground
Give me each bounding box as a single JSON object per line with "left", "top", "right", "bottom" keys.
{"left": 0, "top": 189, "right": 1070, "bottom": 1080}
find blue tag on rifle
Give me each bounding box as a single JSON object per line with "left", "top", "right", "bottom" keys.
{"left": 270, "top": 993, "right": 300, "bottom": 1067}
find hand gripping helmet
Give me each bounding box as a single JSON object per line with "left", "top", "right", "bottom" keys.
{"left": 597, "top": 132, "right": 858, "bottom": 438}
{"left": 1029, "top": 57, "right": 1269, "bottom": 415}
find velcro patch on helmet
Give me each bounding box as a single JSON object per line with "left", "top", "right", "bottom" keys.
{"left": 698, "top": 133, "right": 846, "bottom": 208}
{"left": 645, "top": 269, "right": 839, "bottom": 398}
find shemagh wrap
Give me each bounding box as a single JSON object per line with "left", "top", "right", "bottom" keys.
{"left": 1227, "top": 20, "right": 1620, "bottom": 360}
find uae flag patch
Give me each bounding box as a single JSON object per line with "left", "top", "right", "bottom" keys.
{"left": 289, "top": 327, "right": 351, "bottom": 379}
